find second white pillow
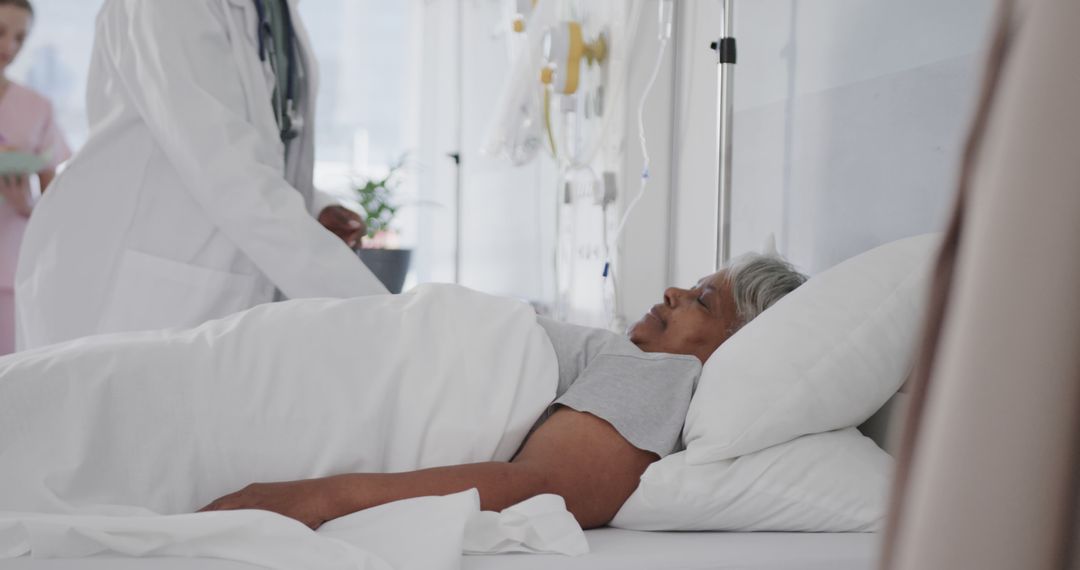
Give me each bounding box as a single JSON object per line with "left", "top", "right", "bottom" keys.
{"left": 611, "top": 428, "right": 890, "bottom": 532}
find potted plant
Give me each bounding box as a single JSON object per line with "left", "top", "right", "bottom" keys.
{"left": 353, "top": 157, "right": 412, "bottom": 293}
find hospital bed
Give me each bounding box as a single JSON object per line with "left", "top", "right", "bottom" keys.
{"left": 0, "top": 243, "right": 914, "bottom": 570}
{"left": 3, "top": 529, "right": 879, "bottom": 570}
{"left": 0, "top": 392, "right": 900, "bottom": 570}
{"left": 3, "top": 402, "right": 898, "bottom": 569}
{"left": 0, "top": 250, "right": 912, "bottom": 570}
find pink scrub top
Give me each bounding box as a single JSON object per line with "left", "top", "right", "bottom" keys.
{"left": 0, "top": 82, "right": 71, "bottom": 354}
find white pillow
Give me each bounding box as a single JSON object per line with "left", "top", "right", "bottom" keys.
{"left": 611, "top": 429, "right": 890, "bottom": 532}
{"left": 684, "top": 234, "right": 938, "bottom": 464}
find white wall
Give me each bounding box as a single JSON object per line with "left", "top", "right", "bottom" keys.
{"left": 664, "top": 0, "right": 996, "bottom": 289}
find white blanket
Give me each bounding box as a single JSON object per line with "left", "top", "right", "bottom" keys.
{"left": 0, "top": 492, "right": 589, "bottom": 569}
{"left": 0, "top": 284, "right": 583, "bottom": 567}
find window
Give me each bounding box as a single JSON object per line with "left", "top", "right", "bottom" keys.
{"left": 11, "top": 1, "right": 415, "bottom": 187}
{"left": 298, "top": 0, "right": 414, "bottom": 195}
{"left": 8, "top": 0, "right": 105, "bottom": 150}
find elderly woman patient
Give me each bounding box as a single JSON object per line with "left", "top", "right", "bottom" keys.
{"left": 0, "top": 254, "right": 805, "bottom": 531}
{"left": 197, "top": 254, "right": 805, "bottom": 529}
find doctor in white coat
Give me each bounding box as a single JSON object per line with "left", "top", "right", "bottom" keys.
{"left": 14, "top": 0, "right": 389, "bottom": 350}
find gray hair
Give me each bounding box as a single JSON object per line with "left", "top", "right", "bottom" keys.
{"left": 724, "top": 253, "right": 807, "bottom": 332}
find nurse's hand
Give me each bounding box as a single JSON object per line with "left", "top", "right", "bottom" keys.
{"left": 198, "top": 478, "right": 341, "bottom": 530}
{"left": 318, "top": 205, "right": 366, "bottom": 249}
{"left": 0, "top": 174, "right": 32, "bottom": 217}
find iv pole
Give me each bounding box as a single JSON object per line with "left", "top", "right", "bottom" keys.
{"left": 712, "top": 0, "right": 736, "bottom": 270}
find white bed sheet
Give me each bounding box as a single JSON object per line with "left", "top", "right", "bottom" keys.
{"left": 1, "top": 529, "right": 879, "bottom": 570}
{"left": 467, "top": 529, "right": 879, "bottom": 570}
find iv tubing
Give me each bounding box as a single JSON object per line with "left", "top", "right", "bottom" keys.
{"left": 612, "top": 30, "right": 670, "bottom": 241}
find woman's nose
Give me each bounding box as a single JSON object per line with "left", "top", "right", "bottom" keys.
{"left": 664, "top": 287, "right": 687, "bottom": 307}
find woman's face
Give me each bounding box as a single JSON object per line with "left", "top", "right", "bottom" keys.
{"left": 0, "top": 5, "right": 31, "bottom": 75}
{"left": 628, "top": 271, "right": 740, "bottom": 364}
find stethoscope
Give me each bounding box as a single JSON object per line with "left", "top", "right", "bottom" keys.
{"left": 252, "top": 0, "right": 302, "bottom": 144}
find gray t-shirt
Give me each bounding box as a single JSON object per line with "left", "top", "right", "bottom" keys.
{"left": 531, "top": 317, "right": 701, "bottom": 458}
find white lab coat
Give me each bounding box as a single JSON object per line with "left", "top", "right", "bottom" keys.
{"left": 13, "top": 0, "right": 388, "bottom": 350}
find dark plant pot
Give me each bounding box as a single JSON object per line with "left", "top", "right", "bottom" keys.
{"left": 357, "top": 248, "right": 412, "bottom": 294}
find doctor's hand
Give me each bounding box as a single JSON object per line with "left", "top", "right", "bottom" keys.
{"left": 318, "top": 205, "right": 366, "bottom": 249}
{"left": 0, "top": 174, "right": 32, "bottom": 217}
{"left": 198, "top": 478, "right": 343, "bottom": 530}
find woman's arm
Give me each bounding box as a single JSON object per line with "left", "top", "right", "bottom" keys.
{"left": 199, "top": 408, "right": 657, "bottom": 529}
{"left": 0, "top": 169, "right": 58, "bottom": 217}
{"left": 0, "top": 175, "right": 32, "bottom": 217}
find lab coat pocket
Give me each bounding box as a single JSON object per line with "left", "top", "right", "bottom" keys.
{"left": 98, "top": 249, "right": 266, "bottom": 335}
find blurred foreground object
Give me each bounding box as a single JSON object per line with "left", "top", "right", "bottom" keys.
{"left": 883, "top": 1, "right": 1080, "bottom": 569}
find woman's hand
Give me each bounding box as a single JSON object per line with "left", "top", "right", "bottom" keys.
{"left": 198, "top": 477, "right": 344, "bottom": 530}
{"left": 0, "top": 174, "right": 32, "bottom": 217}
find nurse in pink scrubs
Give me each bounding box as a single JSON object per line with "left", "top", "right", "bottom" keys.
{"left": 0, "top": 0, "right": 71, "bottom": 355}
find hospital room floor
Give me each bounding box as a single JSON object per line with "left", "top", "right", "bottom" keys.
{"left": 4, "top": 529, "right": 880, "bottom": 570}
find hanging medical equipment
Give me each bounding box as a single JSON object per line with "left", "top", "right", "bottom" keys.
{"left": 511, "top": 0, "right": 537, "bottom": 33}
{"left": 713, "top": 0, "right": 736, "bottom": 269}
{"left": 483, "top": 1, "right": 640, "bottom": 169}
{"left": 483, "top": 1, "right": 649, "bottom": 329}
{"left": 538, "top": 20, "right": 609, "bottom": 165}
{"left": 537, "top": 7, "right": 629, "bottom": 328}
{"left": 540, "top": 22, "right": 607, "bottom": 95}
{"left": 482, "top": 0, "right": 557, "bottom": 166}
